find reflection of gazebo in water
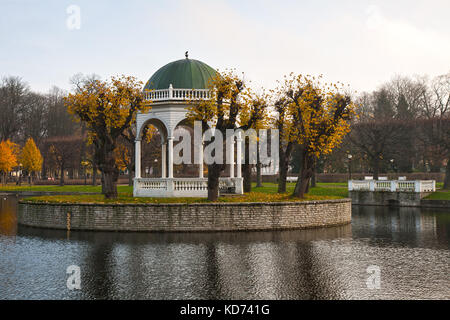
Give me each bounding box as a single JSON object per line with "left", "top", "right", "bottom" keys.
{"left": 134, "top": 54, "right": 244, "bottom": 197}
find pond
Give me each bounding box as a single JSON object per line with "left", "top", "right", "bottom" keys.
{"left": 0, "top": 195, "right": 449, "bottom": 300}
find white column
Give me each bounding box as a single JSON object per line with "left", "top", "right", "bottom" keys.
{"left": 168, "top": 137, "right": 174, "bottom": 178}
{"left": 199, "top": 142, "right": 204, "bottom": 178}
{"left": 135, "top": 139, "right": 141, "bottom": 179}
{"left": 229, "top": 137, "right": 235, "bottom": 178}
{"left": 161, "top": 143, "right": 167, "bottom": 178}
{"left": 236, "top": 133, "right": 242, "bottom": 178}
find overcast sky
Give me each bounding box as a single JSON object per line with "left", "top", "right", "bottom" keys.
{"left": 1, "top": 0, "right": 450, "bottom": 94}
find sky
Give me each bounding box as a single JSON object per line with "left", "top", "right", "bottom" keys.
{"left": 1, "top": 0, "right": 450, "bottom": 94}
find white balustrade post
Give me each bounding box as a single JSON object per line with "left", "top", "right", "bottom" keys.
{"left": 390, "top": 180, "right": 396, "bottom": 192}
{"left": 369, "top": 180, "right": 375, "bottom": 191}
{"left": 236, "top": 133, "right": 242, "bottom": 179}
{"left": 348, "top": 180, "right": 353, "bottom": 191}
{"left": 169, "top": 84, "right": 173, "bottom": 100}
{"left": 414, "top": 181, "right": 421, "bottom": 193}
{"left": 135, "top": 139, "right": 141, "bottom": 179}
{"left": 432, "top": 180, "right": 436, "bottom": 192}
{"left": 161, "top": 143, "right": 167, "bottom": 178}
{"left": 168, "top": 137, "right": 174, "bottom": 179}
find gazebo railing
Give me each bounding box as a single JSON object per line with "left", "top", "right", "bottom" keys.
{"left": 134, "top": 177, "right": 242, "bottom": 197}
{"left": 143, "top": 87, "right": 211, "bottom": 103}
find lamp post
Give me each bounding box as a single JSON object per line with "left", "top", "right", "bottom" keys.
{"left": 347, "top": 154, "right": 353, "bottom": 181}
{"left": 390, "top": 159, "right": 395, "bottom": 176}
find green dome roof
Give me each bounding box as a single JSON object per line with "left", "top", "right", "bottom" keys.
{"left": 144, "top": 58, "right": 216, "bottom": 90}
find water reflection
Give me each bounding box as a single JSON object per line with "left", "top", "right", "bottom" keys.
{"left": 0, "top": 196, "right": 449, "bottom": 300}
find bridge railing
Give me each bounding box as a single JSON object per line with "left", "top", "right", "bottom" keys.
{"left": 348, "top": 180, "right": 436, "bottom": 193}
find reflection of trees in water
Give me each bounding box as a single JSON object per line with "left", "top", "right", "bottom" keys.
{"left": 351, "top": 206, "right": 441, "bottom": 247}
{"left": 16, "top": 223, "right": 354, "bottom": 299}
{"left": 204, "top": 236, "right": 350, "bottom": 299}
{"left": 204, "top": 243, "right": 221, "bottom": 299}
{"left": 0, "top": 196, "right": 17, "bottom": 236}
{"left": 80, "top": 235, "right": 115, "bottom": 299}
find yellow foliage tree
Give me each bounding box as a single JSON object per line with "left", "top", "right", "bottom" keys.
{"left": 64, "top": 75, "right": 151, "bottom": 198}
{"left": 0, "top": 140, "right": 17, "bottom": 185}
{"left": 20, "top": 138, "right": 43, "bottom": 184}
{"left": 114, "top": 142, "right": 131, "bottom": 172}
{"left": 275, "top": 74, "right": 357, "bottom": 198}
{"left": 187, "top": 70, "right": 268, "bottom": 201}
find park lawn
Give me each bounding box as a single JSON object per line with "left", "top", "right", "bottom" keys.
{"left": 22, "top": 192, "right": 344, "bottom": 205}
{"left": 0, "top": 184, "right": 133, "bottom": 194}
{"left": 21, "top": 182, "right": 348, "bottom": 204}
{"left": 424, "top": 190, "right": 450, "bottom": 200}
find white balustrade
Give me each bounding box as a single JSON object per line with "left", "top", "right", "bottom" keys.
{"left": 143, "top": 88, "right": 211, "bottom": 103}
{"left": 137, "top": 179, "right": 168, "bottom": 190}
{"left": 133, "top": 177, "right": 241, "bottom": 197}
{"left": 349, "top": 180, "right": 436, "bottom": 193}
{"left": 420, "top": 180, "right": 435, "bottom": 193}
{"left": 374, "top": 181, "right": 391, "bottom": 191}
{"left": 350, "top": 180, "right": 371, "bottom": 191}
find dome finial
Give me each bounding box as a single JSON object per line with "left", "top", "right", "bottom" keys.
{"left": 185, "top": 51, "right": 189, "bottom": 59}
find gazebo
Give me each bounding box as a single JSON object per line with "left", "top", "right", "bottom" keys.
{"left": 133, "top": 54, "right": 244, "bottom": 197}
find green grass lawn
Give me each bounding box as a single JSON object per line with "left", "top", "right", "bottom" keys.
{"left": 6, "top": 181, "right": 449, "bottom": 203}
{"left": 424, "top": 190, "right": 450, "bottom": 200}
{"left": 17, "top": 182, "right": 349, "bottom": 204}
{"left": 0, "top": 184, "right": 133, "bottom": 194}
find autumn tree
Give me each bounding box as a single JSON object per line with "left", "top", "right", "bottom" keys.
{"left": 275, "top": 74, "right": 356, "bottom": 198}
{"left": 64, "top": 75, "right": 150, "bottom": 198}
{"left": 187, "top": 71, "right": 267, "bottom": 201}
{"left": 0, "top": 140, "right": 17, "bottom": 185}
{"left": 241, "top": 94, "right": 269, "bottom": 192}
{"left": 20, "top": 138, "right": 43, "bottom": 184}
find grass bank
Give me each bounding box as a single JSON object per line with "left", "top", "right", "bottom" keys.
{"left": 20, "top": 183, "right": 348, "bottom": 204}
{"left": 424, "top": 190, "right": 450, "bottom": 201}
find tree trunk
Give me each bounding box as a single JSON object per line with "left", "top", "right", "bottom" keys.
{"left": 92, "top": 163, "right": 98, "bottom": 186}
{"left": 373, "top": 158, "right": 380, "bottom": 180}
{"left": 256, "top": 136, "right": 263, "bottom": 188}
{"left": 59, "top": 165, "right": 65, "bottom": 186}
{"left": 128, "top": 164, "right": 133, "bottom": 187}
{"left": 101, "top": 172, "right": 105, "bottom": 194}
{"left": 128, "top": 144, "right": 135, "bottom": 187}
{"left": 311, "top": 170, "right": 316, "bottom": 188}
{"left": 243, "top": 139, "right": 252, "bottom": 193}
{"left": 243, "top": 165, "right": 252, "bottom": 193}
{"left": 256, "top": 163, "right": 263, "bottom": 188}
{"left": 207, "top": 164, "right": 221, "bottom": 201}
{"left": 293, "top": 151, "right": 314, "bottom": 198}
{"left": 101, "top": 152, "right": 119, "bottom": 199}
{"left": 278, "top": 140, "right": 293, "bottom": 194}
{"left": 444, "top": 158, "right": 450, "bottom": 190}
{"left": 278, "top": 150, "right": 288, "bottom": 193}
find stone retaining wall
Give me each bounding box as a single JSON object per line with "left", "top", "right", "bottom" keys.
{"left": 18, "top": 199, "right": 352, "bottom": 232}
{"left": 420, "top": 199, "right": 450, "bottom": 209}
{"left": 349, "top": 191, "right": 428, "bottom": 207}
